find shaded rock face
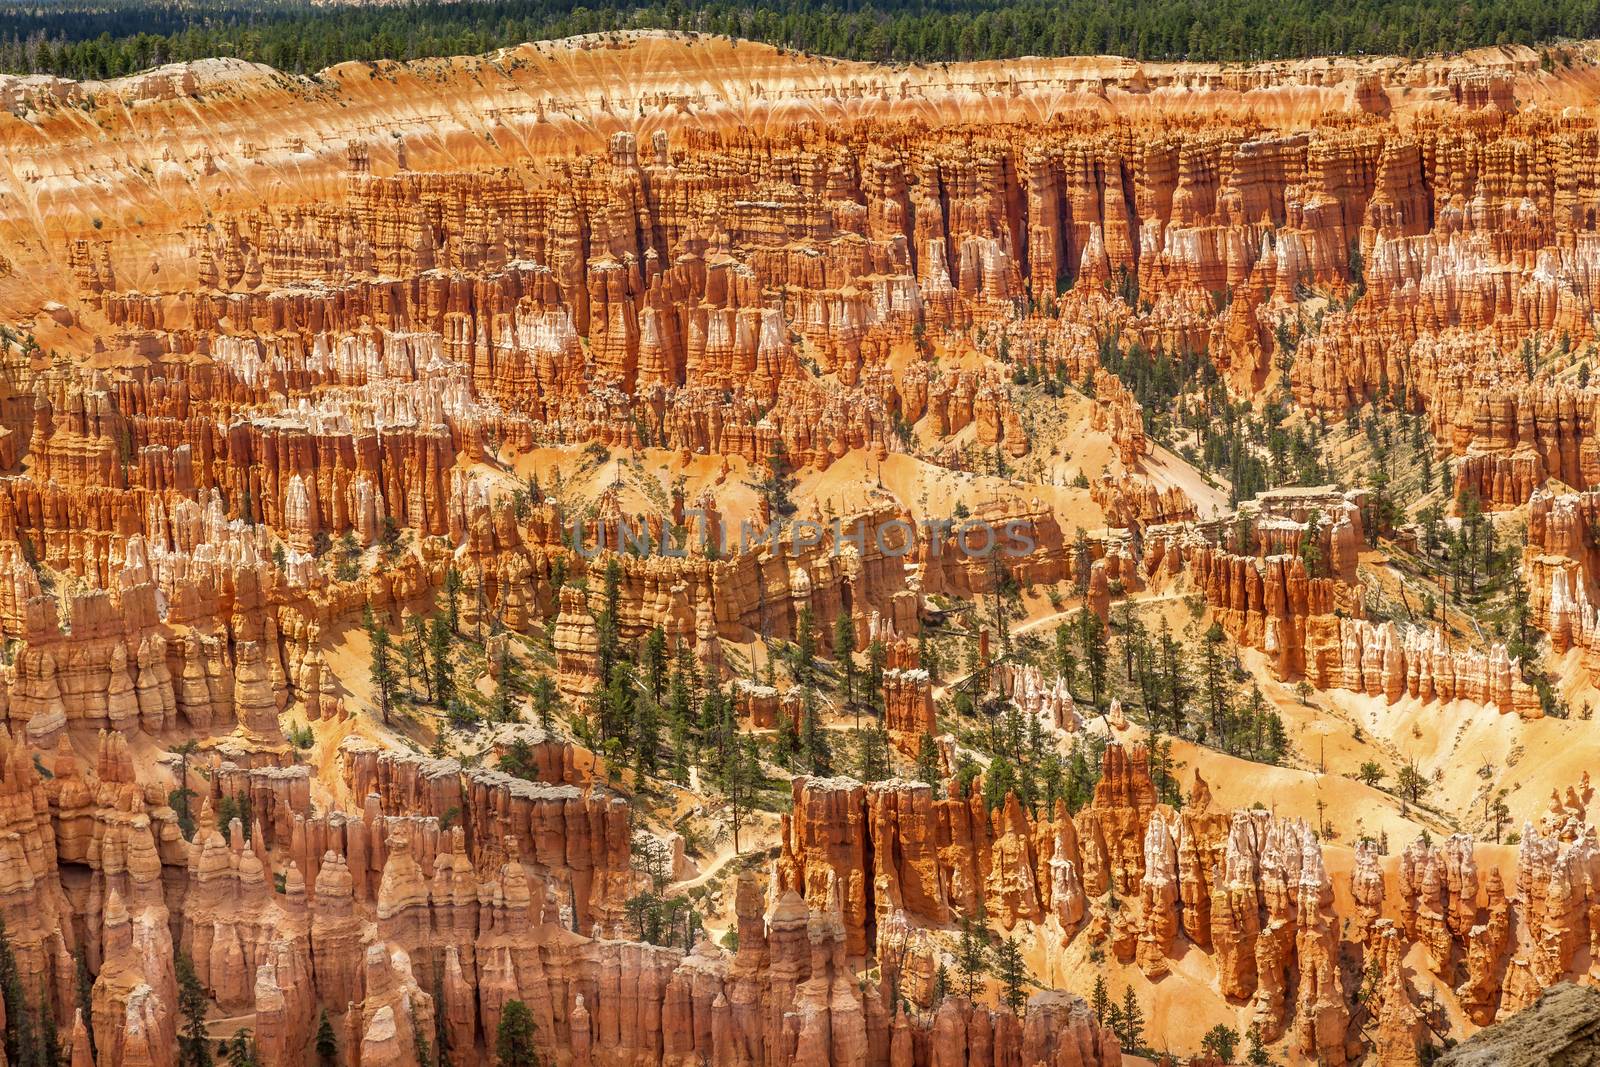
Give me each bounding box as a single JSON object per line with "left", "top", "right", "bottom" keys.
{"left": 1439, "top": 982, "right": 1600, "bottom": 1067}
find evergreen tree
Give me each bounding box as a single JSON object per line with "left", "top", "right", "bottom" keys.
{"left": 833, "top": 612, "right": 857, "bottom": 711}
{"left": 433, "top": 976, "right": 452, "bottom": 1067}
{"left": 530, "top": 673, "right": 558, "bottom": 732}
{"left": 600, "top": 661, "right": 637, "bottom": 749}
{"left": 982, "top": 755, "right": 1018, "bottom": 814}
{"left": 409, "top": 614, "right": 431, "bottom": 701}
{"left": 1201, "top": 1025, "right": 1239, "bottom": 1063}
{"left": 1244, "top": 684, "right": 1268, "bottom": 758}
{"left": 1146, "top": 733, "right": 1181, "bottom": 806}
{"left": 443, "top": 565, "right": 464, "bottom": 635}
{"left": 643, "top": 627, "right": 668, "bottom": 704}
{"left": 1156, "top": 621, "right": 1186, "bottom": 732}
{"left": 492, "top": 640, "right": 526, "bottom": 724}
{"left": 176, "top": 951, "right": 214, "bottom": 1067}
{"left": 857, "top": 724, "right": 890, "bottom": 782}
{"left": 14, "top": 0, "right": 1600, "bottom": 81}
{"left": 799, "top": 691, "right": 831, "bottom": 774}
{"left": 1397, "top": 761, "right": 1431, "bottom": 805}
{"left": 169, "top": 738, "right": 200, "bottom": 840}
{"left": 38, "top": 990, "right": 59, "bottom": 1067}
{"left": 751, "top": 440, "right": 798, "bottom": 517}
{"left": 915, "top": 732, "right": 943, "bottom": 785}
{"left": 795, "top": 606, "right": 817, "bottom": 685}
{"left": 1072, "top": 527, "right": 1091, "bottom": 596}
{"left": 866, "top": 639, "right": 887, "bottom": 714}
{"left": 0, "top": 915, "right": 41, "bottom": 1067}
{"left": 721, "top": 736, "right": 762, "bottom": 854}
{"left": 413, "top": 1016, "right": 433, "bottom": 1067}
{"left": 495, "top": 999, "right": 541, "bottom": 1067}
{"left": 1090, "top": 974, "right": 1110, "bottom": 1025}
{"left": 223, "top": 1032, "right": 259, "bottom": 1067}
{"left": 1119, "top": 985, "right": 1144, "bottom": 1052}
{"left": 368, "top": 620, "right": 397, "bottom": 725}
{"left": 774, "top": 709, "right": 801, "bottom": 769}
{"left": 1246, "top": 1024, "right": 1271, "bottom": 1065}
{"left": 427, "top": 614, "right": 455, "bottom": 704}
{"left": 315, "top": 1010, "right": 338, "bottom": 1065}
{"left": 1076, "top": 609, "right": 1109, "bottom": 708}
{"left": 216, "top": 791, "right": 255, "bottom": 841}
{"left": 634, "top": 693, "right": 662, "bottom": 774}
{"left": 954, "top": 920, "right": 989, "bottom": 999}
{"left": 1105, "top": 1001, "right": 1127, "bottom": 1044}
{"left": 992, "top": 937, "right": 1028, "bottom": 1016}
{"left": 668, "top": 671, "right": 692, "bottom": 783}
{"left": 1265, "top": 709, "right": 1288, "bottom": 762}
{"left": 75, "top": 948, "right": 96, "bottom": 1062}
{"left": 1054, "top": 622, "right": 1079, "bottom": 695}
{"left": 1199, "top": 622, "right": 1231, "bottom": 748}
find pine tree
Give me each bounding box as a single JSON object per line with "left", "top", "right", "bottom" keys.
{"left": 1105, "top": 1001, "right": 1128, "bottom": 1044}
{"left": 409, "top": 614, "right": 431, "bottom": 701}
{"left": 74, "top": 948, "right": 95, "bottom": 1063}
{"left": 315, "top": 1010, "right": 338, "bottom": 1065}
{"left": 594, "top": 558, "right": 624, "bottom": 687}
{"left": 1076, "top": 609, "right": 1108, "bottom": 708}
{"left": 368, "top": 620, "right": 397, "bottom": 725}
{"left": 427, "top": 614, "right": 455, "bottom": 704}
{"left": 668, "top": 672, "right": 692, "bottom": 784}
{"left": 795, "top": 606, "right": 816, "bottom": 685}
{"left": 991, "top": 937, "right": 1028, "bottom": 1015}
{"left": 982, "top": 755, "right": 1018, "bottom": 814}
{"left": 751, "top": 439, "right": 798, "bottom": 517}
{"left": 443, "top": 565, "right": 464, "bottom": 634}
{"left": 634, "top": 694, "right": 662, "bottom": 774}
{"left": 413, "top": 1017, "right": 433, "bottom": 1067}
{"left": 1156, "top": 620, "right": 1185, "bottom": 732}
{"left": 176, "top": 951, "right": 214, "bottom": 1067}
{"left": 1201, "top": 1025, "right": 1239, "bottom": 1063}
{"left": 38, "top": 989, "right": 58, "bottom": 1067}
{"left": 530, "top": 673, "right": 558, "bottom": 732}
{"left": 722, "top": 735, "right": 762, "bottom": 853}
{"left": 169, "top": 738, "right": 200, "bottom": 840}
{"left": 833, "top": 612, "right": 857, "bottom": 711}
{"left": 866, "top": 639, "right": 887, "bottom": 713}
{"left": 600, "top": 661, "right": 636, "bottom": 749}
{"left": 915, "top": 732, "right": 942, "bottom": 785}
{"left": 1246, "top": 1024, "right": 1270, "bottom": 1065}
{"left": 1054, "top": 622, "right": 1078, "bottom": 695}
{"left": 858, "top": 724, "right": 890, "bottom": 782}
{"left": 954, "top": 920, "right": 989, "bottom": 999}
{"left": 773, "top": 709, "right": 800, "bottom": 769}
{"left": 0, "top": 918, "right": 39, "bottom": 1067}
{"left": 1090, "top": 973, "right": 1110, "bottom": 1025}
{"left": 495, "top": 999, "right": 541, "bottom": 1067}
{"left": 433, "top": 975, "right": 452, "bottom": 1067}
{"left": 1119, "top": 985, "right": 1144, "bottom": 1052}
{"left": 490, "top": 644, "right": 519, "bottom": 724}
{"left": 223, "top": 1032, "right": 259, "bottom": 1067}
{"left": 643, "top": 627, "right": 668, "bottom": 704}
{"left": 1397, "top": 761, "right": 1431, "bottom": 805}
{"left": 799, "top": 691, "right": 830, "bottom": 774}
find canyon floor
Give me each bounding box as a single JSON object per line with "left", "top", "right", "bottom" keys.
{"left": 3, "top": 27, "right": 1600, "bottom": 1067}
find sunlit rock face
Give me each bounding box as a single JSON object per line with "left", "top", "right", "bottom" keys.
{"left": 5, "top": 30, "right": 1600, "bottom": 1067}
